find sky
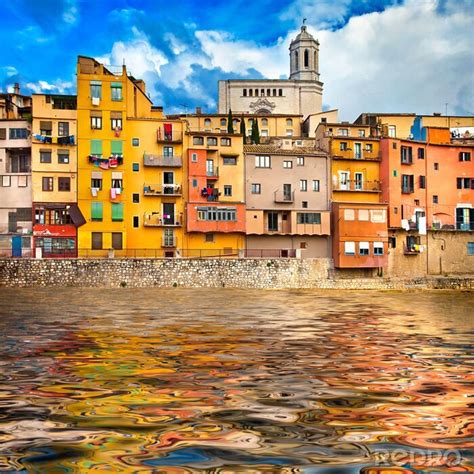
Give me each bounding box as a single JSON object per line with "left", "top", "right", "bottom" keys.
{"left": 1, "top": 0, "right": 473, "bottom": 121}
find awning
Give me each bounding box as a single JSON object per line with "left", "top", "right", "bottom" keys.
{"left": 69, "top": 204, "right": 86, "bottom": 227}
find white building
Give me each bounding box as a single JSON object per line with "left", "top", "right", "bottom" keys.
{"left": 218, "top": 25, "right": 323, "bottom": 120}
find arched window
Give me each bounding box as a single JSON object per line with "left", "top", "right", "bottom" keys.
{"left": 267, "top": 89, "right": 270, "bottom": 96}
{"left": 286, "top": 118, "right": 293, "bottom": 127}
{"left": 279, "top": 89, "right": 283, "bottom": 96}
{"left": 255, "top": 89, "right": 259, "bottom": 96}
{"left": 249, "top": 89, "right": 253, "bottom": 96}
{"left": 314, "top": 51, "right": 317, "bottom": 70}
{"left": 261, "top": 118, "right": 268, "bottom": 127}
{"left": 261, "top": 89, "right": 265, "bottom": 96}
{"left": 295, "top": 50, "right": 299, "bottom": 69}
{"left": 243, "top": 89, "right": 247, "bottom": 97}
{"left": 304, "top": 49, "right": 309, "bottom": 68}
{"left": 273, "top": 89, "right": 277, "bottom": 96}
{"left": 220, "top": 118, "right": 227, "bottom": 127}
{"left": 204, "top": 118, "right": 211, "bottom": 129}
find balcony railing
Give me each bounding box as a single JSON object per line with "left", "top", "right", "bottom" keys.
{"left": 274, "top": 190, "right": 295, "bottom": 203}
{"left": 156, "top": 131, "right": 183, "bottom": 143}
{"left": 201, "top": 188, "right": 220, "bottom": 202}
{"left": 143, "top": 213, "right": 182, "bottom": 227}
{"left": 333, "top": 180, "right": 381, "bottom": 192}
{"left": 143, "top": 184, "right": 182, "bottom": 196}
{"left": 333, "top": 152, "right": 381, "bottom": 161}
{"left": 404, "top": 244, "right": 421, "bottom": 255}
{"left": 144, "top": 154, "right": 182, "bottom": 167}
{"left": 206, "top": 167, "right": 219, "bottom": 178}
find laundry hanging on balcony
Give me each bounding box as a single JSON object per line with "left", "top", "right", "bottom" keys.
{"left": 164, "top": 123, "right": 172, "bottom": 140}
{"left": 34, "top": 134, "right": 75, "bottom": 145}
{"left": 88, "top": 155, "right": 123, "bottom": 168}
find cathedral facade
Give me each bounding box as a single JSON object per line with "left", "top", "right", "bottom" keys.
{"left": 218, "top": 25, "right": 323, "bottom": 119}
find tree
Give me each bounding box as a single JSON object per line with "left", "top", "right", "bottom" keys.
{"left": 227, "top": 109, "right": 234, "bottom": 134}
{"left": 251, "top": 118, "right": 260, "bottom": 144}
{"left": 240, "top": 115, "right": 246, "bottom": 143}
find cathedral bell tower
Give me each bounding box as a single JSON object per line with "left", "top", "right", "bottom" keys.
{"left": 289, "top": 22, "right": 320, "bottom": 81}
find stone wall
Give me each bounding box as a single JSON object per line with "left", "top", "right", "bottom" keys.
{"left": 1, "top": 257, "right": 473, "bottom": 290}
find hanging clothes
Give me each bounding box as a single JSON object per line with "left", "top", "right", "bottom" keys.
{"left": 164, "top": 123, "right": 172, "bottom": 141}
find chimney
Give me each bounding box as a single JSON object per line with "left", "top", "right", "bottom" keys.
{"left": 13, "top": 83, "right": 20, "bottom": 95}
{"left": 195, "top": 107, "right": 202, "bottom": 115}
{"left": 433, "top": 112, "right": 442, "bottom": 116}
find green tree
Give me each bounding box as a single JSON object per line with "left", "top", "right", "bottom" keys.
{"left": 240, "top": 115, "right": 246, "bottom": 142}
{"left": 227, "top": 109, "right": 234, "bottom": 133}
{"left": 251, "top": 118, "right": 260, "bottom": 144}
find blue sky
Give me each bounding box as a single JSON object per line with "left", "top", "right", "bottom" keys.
{"left": 1, "top": 0, "right": 473, "bottom": 120}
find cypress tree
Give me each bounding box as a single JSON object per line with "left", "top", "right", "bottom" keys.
{"left": 240, "top": 115, "right": 246, "bottom": 143}
{"left": 251, "top": 118, "right": 260, "bottom": 144}
{"left": 227, "top": 109, "right": 234, "bottom": 133}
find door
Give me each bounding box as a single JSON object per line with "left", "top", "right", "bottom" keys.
{"left": 354, "top": 143, "right": 362, "bottom": 159}
{"left": 267, "top": 212, "right": 278, "bottom": 232}
{"left": 339, "top": 171, "right": 350, "bottom": 190}
{"left": 206, "top": 159, "right": 214, "bottom": 176}
{"left": 354, "top": 172, "right": 363, "bottom": 190}
{"left": 12, "top": 236, "right": 22, "bottom": 257}
{"left": 456, "top": 207, "right": 474, "bottom": 230}
{"left": 163, "top": 203, "right": 175, "bottom": 225}
{"left": 163, "top": 171, "right": 174, "bottom": 194}
{"left": 281, "top": 213, "right": 291, "bottom": 233}
{"left": 283, "top": 183, "right": 292, "bottom": 201}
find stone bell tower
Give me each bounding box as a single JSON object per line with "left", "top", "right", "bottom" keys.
{"left": 289, "top": 22, "right": 320, "bottom": 81}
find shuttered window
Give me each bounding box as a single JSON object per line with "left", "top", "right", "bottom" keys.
{"left": 90, "top": 139, "right": 102, "bottom": 156}
{"left": 91, "top": 202, "right": 103, "bottom": 221}
{"left": 111, "top": 140, "right": 123, "bottom": 155}
{"left": 111, "top": 203, "right": 124, "bottom": 221}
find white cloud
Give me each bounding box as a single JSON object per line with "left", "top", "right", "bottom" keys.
{"left": 62, "top": 0, "right": 78, "bottom": 25}
{"left": 26, "top": 79, "right": 74, "bottom": 94}
{"left": 165, "top": 33, "right": 187, "bottom": 55}
{"left": 2, "top": 66, "right": 18, "bottom": 77}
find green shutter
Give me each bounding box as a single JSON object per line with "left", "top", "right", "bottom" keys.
{"left": 90, "top": 139, "right": 103, "bottom": 155}
{"left": 111, "top": 203, "right": 124, "bottom": 221}
{"left": 111, "top": 82, "right": 122, "bottom": 88}
{"left": 91, "top": 202, "right": 103, "bottom": 221}
{"left": 111, "top": 140, "right": 123, "bottom": 155}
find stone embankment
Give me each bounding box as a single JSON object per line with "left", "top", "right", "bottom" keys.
{"left": 1, "top": 258, "right": 473, "bottom": 290}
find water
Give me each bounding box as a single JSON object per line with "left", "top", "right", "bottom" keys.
{"left": 0, "top": 288, "right": 472, "bottom": 472}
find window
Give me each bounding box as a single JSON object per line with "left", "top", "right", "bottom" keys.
{"left": 457, "top": 177, "right": 473, "bottom": 189}
{"left": 42, "top": 177, "right": 53, "bottom": 191}
{"left": 205, "top": 233, "right": 214, "bottom": 242}
{"left": 370, "top": 209, "right": 386, "bottom": 223}
{"left": 401, "top": 174, "right": 414, "bottom": 193}
{"left": 418, "top": 148, "right": 425, "bottom": 159}
{"left": 90, "top": 139, "right": 103, "bottom": 156}
{"left": 90, "top": 81, "right": 102, "bottom": 99}
{"left": 300, "top": 179, "right": 307, "bottom": 191}
{"left": 91, "top": 177, "right": 102, "bottom": 189}
{"left": 1, "top": 176, "right": 11, "bottom": 187}
{"left": 279, "top": 89, "right": 283, "bottom": 96}
{"left": 338, "top": 128, "right": 348, "bottom": 137}
{"left": 358, "top": 130, "right": 366, "bottom": 137}
{"left": 40, "top": 123, "right": 52, "bottom": 137}
{"left": 40, "top": 151, "right": 52, "bottom": 163}
{"left": 18, "top": 176, "right": 28, "bottom": 187}
{"left": 388, "top": 125, "right": 396, "bottom": 137}
{"left": 312, "top": 180, "right": 320, "bottom": 192}
{"left": 358, "top": 209, "right": 369, "bottom": 221}
{"left": 389, "top": 236, "right": 397, "bottom": 248}
{"left": 221, "top": 137, "right": 231, "bottom": 146}
{"left": 7, "top": 153, "right": 29, "bottom": 172}
{"left": 133, "top": 193, "right": 139, "bottom": 203}
{"left": 243, "top": 89, "right": 247, "bottom": 97}
{"left": 224, "top": 185, "right": 232, "bottom": 196}
{"left": 111, "top": 83, "right": 122, "bottom": 101}
{"left": 133, "top": 216, "right": 139, "bottom": 228}
{"left": 255, "top": 155, "right": 271, "bottom": 168}
{"left": 191, "top": 153, "right": 198, "bottom": 162}
{"left": 163, "top": 146, "right": 173, "bottom": 157}
{"left": 58, "top": 177, "right": 70, "bottom": 191}
{"left": 433, "top": 195, "right": 438, "bottom": 204}
{"left": 344, "top": 241, "right": 355, "bottom": 256}
{"left": 111, "top": 141, "right": 123, "bottom": 156}
{"left": 261, "top": 129, "right": 268, "bottom": 137}
{"left": 297, "top": 213, "right": 321, "bottom": 224}
{"left": 9, "top": 128, "right": 28, "bottom": 139}
{"left": 434, "top": 162, "right": 439, "bottom": 170}
{"left": 223, "top": 157, "right": 237, "bottom": 165}
{"left": 111, "top": 203, "right": 124, "bottom": 221}
{"left": 192, "top": 179, "right": 198, "bottom": 187}
{"left": 304, "top": 49, "right": 309, "bottom": 67}
{"left": 204, "top": 119, "right": 211, "bottom": 129}
{"left": 297, "top": 156, "right": 305, "bottom": 166}
{"left": 261, "top": 118, "right": 268, "bottom": 127}
{"left": 91, "top": 232, "right": 102, "bottom": 250}
{"left": 251, "top": 183, "right": 261, "bottom": 194}
{"left": 365, "top": 143, "right": 373, "bottom": 152}
{"left": 58, "top": 122, "right": 69, "bottom": 137}
{"left": 340, "top": 142, "right": 348, "bottom": 151}
{"left": 111, "top": 118, "right": 122, "bottom": 130}
{"left": 283, "top": 160, "right": 293, "bottom": 169}
{"left": 91, "top": 202, "right": 103, "bottom": 221}
{"left": 35, "top": 207, "right": 71, "bottom": 225}
{"left": 374, "top": 242, "right": 384, "bottom": 256}
{"left": 286, "top": 118, "right": 293, "bottom": 127}
{"left": 207, "top": 137, "right": 217, "bottom": 146}
{"left": 392, "top": 142, "right": 397, "bottom": 149}
{"left": 354, "top": 172, "right": 363, "bottom": 190}
{"left": 58, "top": 151, "right": 69, "bottom": 164}
{"left": 302, "top": 201, "right": 308, "bottom": 208}
{"left": 467, "top": 242, "right": 474, "bottom": 255}
{"left": 132, "top": 138, "right": 140, "bottom": 147}
{"left": 112, "top": 232, "right": 123, "bottom": 250}
{"left": 401, "top": 146, "right": 413, "bottom": 164}
{"left": 286, "top": 129, "right": 293, "bottom": 136}
{"left": 111, "top": 178, "right": 122, "bottom": 189}
{"left": 197, "top": 207, "right": 237, "bottom": 221}
{"left": 459, "top": 152, "right": 471, "bottom": 162}
{"left": 220, "top": 118, "right": 227, "bottom": 127}
{"left": 344, "top": 209, "right": 355, "bottom": 220}
{"left": 132, "top": 163, "right": 139, "bottom": 172}
{"left": 359, "top": 242, "right": 369, "bottom": 255}
{"left": 0, "top": 128, "right": 5, "bottom": 139}
{"left": 91, "top": 116, "right": 102, "bottom": 129}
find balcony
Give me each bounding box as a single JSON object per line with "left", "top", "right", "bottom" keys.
{"left": 143, "top": 213, "right": 182, "bottom": 227}
{"left": 274, "top": 190, "right": 295, "bottom": 203}
{"left": 144, "top": 154, "right": 182, "bottom": 167}
{"left": 143, "top": 184, "right": 182, "bottom": 196}
{"left": 156, "top": 131, "right": 183, "bottom": 143}
{"left": 201, "top": 187, "right": 220, "bottom": 202}
{"left": 333, "top": 151, "right": 381, "bottom": 161}
{"left": 333, "top": 180, "right": 381, "bottom": 192}
{"left": 404, "top": 244, "right": 421, "bottom": 255}
{"left": 206, "top": 167, "right": 219, "bottom": 179}
{"left": 162, "top": 236, "right": 178, "bottom": 248}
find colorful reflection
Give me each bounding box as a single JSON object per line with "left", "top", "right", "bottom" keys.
{"left": 0, "top": 289, "right": 472, "bottom": 472}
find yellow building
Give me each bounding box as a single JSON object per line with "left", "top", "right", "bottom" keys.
{"left": 31, "top": 94, "right": 84, "bottom": 257}
{"left": 315, "top": 122, "right": 382, "bottom": 203}
{"left": 76, "top": 56, "right": 153, "bottom": 256}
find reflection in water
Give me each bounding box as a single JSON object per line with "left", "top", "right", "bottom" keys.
{"left": 0, "top": 288, "right": 472, "bottom": 472}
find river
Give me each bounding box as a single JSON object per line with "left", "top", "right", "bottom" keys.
{"left": 0, "top": 288, "right": 472, "bottom": 472}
